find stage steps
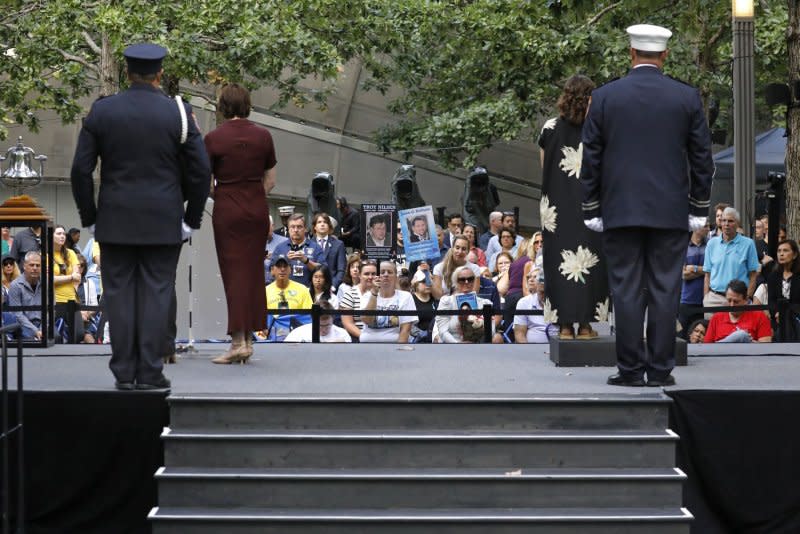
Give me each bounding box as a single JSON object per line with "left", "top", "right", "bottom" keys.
{"left": 150, "top": 394, "right": 691, "bottom": 533}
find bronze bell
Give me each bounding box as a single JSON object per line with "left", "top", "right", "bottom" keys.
{"left": 0, "top": 136, "right": 47, "bottom": 192}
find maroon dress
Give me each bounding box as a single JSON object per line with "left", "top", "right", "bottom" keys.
{"left": 204, "top": 119, "right": 276, "bottom": 333}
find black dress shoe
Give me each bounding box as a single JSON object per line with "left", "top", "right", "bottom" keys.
{"left": 607, "top": 373, "right": 646, "bottom": 387}
{"left": 135, "top": 376, "right": 171, "bottom": 390}
{"left": 115, "top": 381, "right": 135, "bottom": 391}
{"left": 646, "top": 375, "right": 676, "bottom": 387}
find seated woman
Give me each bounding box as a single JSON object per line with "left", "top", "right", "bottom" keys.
{"left": 767, "top": 239, "right": 800, "bottom": 342}
{"left": 360, "top": 260, "right": 416, "bottom": 343}
{"left": 410, "top": 269, "right": 437, "bottom": 343}
{"left": 704, "top": 279, "right": 772, "bottom": 343}
{"left": 514, "top": 269, "right": 557, "bottom": 343}
{"left": 283, "top": 301, "right": 352, "bottom": 343}
{"left": 431, "top": 235, "right": 481, "bottom": 300}
{"left": 1, "top": 254, "right": 20, "bottom": 299}
{"left": 336, "top": 252, "right": 361, "bottom": 301}
{"left": 435, "top": 266, "right": 494, "bottom": 343}
{"left": 462, "top": 223, "right": 487, "bottom": 268}
{"left": 74, "top": 254, "right": 99, "bottom": 344}
{"left": 339, "top": 259, "right": 377, "bottom": 342}
{"left": 686, "top": 319, "right": 707, "bottom": 343}
{"left": 310, "top": 264, "right": 339, "bottom": 308}
{"left": 488, "top": 228, "right": 519, "bottom": 272}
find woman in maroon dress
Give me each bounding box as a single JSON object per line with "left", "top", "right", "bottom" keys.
{"left": 204, "top": 84, "right": 276, "bottom": 364}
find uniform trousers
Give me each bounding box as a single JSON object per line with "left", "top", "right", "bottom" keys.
{"left": 603, "top": 228, "right": 687, "bottom": 380}
{"left": 101, "top": 243, "right": 182, "bottom": 384}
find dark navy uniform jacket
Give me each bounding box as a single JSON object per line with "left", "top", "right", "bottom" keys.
{"left": 70, "top": 83, "right": 211, "bottom": 245}
{"left": 581, "top": 66, "right": 714, "bottom": 230}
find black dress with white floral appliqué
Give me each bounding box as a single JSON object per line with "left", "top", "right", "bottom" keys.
{"left": 537, "top": 116, "right": 609, "bottom": 325}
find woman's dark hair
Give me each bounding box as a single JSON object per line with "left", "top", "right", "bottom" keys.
{"left": 336, "top": 197, "right": 349, "bottom": 210}
{"left": 342, "top": 252, "right": 361, "bottom": 286}
{"left": 498, "top": 228, "right": 517, "bottom": 246}
{"left": 687, "top": 318, "right": 708, "bottom": 342}
{"left": 776, "top": 239, "right": 800, "bottom": 275}
{"left": 310, "top": 264, "right": 333, "bottom": 300}
{"left": 218, "top": 83, "right": 251, "bottom": 119}
{"left": 463, "top": 223, "right": 479, "bottom": 246}
{"left": 66, "top": 228, "right": 80, "bottom": 250}
{"left": 75, "top": 253, "right": 88, "bottom": 282}
{"left": 557, "top": 75, "right": 595, "bottom": 126}
{"left": 54, "top": 225, "right": 69, "bottom": 271}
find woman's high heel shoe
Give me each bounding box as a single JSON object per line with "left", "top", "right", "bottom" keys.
{"left": 211, "top": 344, "right": 250, "bottom": 365}
{"left": 241, "top": 336, "right": 254, "bottom": 363}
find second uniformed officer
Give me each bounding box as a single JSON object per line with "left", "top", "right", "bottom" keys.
{"left": 580, "top": 24, "right": 714, "bottom": 387}
{"left": 71, "top": 43, "right": 211, "bottom": 390}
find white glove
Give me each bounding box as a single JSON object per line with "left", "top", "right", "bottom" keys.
{"left": 688, "top": 215, "right": 707, "bottom": 232}
{"left": 88, "top": 224, "right": 95, "bottom": 236}
{"left": 584, "top": 217, "right": 604, "bottom": 232}
{"left": 181, "top": 221, "right": 193, "bottom": 241}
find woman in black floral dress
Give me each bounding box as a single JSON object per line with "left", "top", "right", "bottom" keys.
{"left": 537, "top": 75, "right": 609, "bottom": 340}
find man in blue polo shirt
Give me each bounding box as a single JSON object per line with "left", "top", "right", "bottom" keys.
{"left": 270, "top": 213, "right": 325, "bottom": 287}
{"left": 702, "top": 207, "right": 759, "bottom": 312}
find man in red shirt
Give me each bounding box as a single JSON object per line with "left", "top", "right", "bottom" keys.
{"left": 704, "top": 279, "right": 772, "bottom": 343}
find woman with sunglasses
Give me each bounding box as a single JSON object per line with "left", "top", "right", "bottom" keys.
{"left": 1, "top": 254, "right": 20, "bottom": 299}
{"left": 435, "top": 266, "right": 494, "bottom": 343}
{"left": 538, "top": 75, "right": 608, "bottom": 340}
{"left": 431, "top": 235, "right": 480, "bottom": 300}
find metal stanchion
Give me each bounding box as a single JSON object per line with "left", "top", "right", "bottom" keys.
{"left": 482, "top": 304, "right": 493, "bottom": 343}
{"left": 311, "top": 304, "right": 321, "bottom": 343}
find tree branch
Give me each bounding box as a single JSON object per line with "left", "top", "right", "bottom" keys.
{"left": 81, "top": 31, "right": 101, "bottom": 55}
{"left": 584, "top": 2, "right": 623, "bottom": 27}
{"left": 57, "top": 49, "right": 99, "bottom": 74}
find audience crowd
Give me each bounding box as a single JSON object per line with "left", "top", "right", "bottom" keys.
{"left": 1, "top": 202, "right": 798, "bottom": 345}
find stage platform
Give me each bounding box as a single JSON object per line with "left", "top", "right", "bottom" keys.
{"left": 9, "top": 342, "right": 800, "bottom": 394}
{"left": 4, "top": 343, "right": 800, "bottom": 534}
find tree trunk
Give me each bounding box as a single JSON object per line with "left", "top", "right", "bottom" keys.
{"left": 99, "top": 33, "right": 118, "bottom": 97}
{"left": 787, "top": 0, "right": 800, "bottom": 240}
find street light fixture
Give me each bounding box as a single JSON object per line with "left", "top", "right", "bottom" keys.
{"left": 732, "top": 0, "right": 755, "bottom": 235}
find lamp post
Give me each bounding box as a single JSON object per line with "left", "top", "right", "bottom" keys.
{"left": 732, "top": 0, "right": 755, "bottom": 235}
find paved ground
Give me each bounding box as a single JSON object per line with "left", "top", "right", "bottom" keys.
{"left": 7, "top": 342, "right": 800, "bottom": 394}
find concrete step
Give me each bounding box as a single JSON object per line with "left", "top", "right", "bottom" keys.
{"left": 167, "top": 394, "right": 671, "bottom": 432}
{"left": 163, "top": 428, "right": 678, "bottom": 469}
{"left": 149, "top": 506, "right": 693, "bottom": 533}
{"left": 156, "top": 466, "right": 686, "bottom": 509}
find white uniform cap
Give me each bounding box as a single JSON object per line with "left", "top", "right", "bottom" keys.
{"left": 328, "top": 216, "right": 338, "bottom": 230}
{"left": 278, "top": 205, "right": 294, "bottom": 215}
{"left": 627, "top": 24, "right": 672, "bottom": 52}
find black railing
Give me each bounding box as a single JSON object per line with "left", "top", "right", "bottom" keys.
{"left": 259, "top": 300, "right": 800, "bottom": 344}
{"left": 0, "top": 323, "right": 23, "bottom": 534}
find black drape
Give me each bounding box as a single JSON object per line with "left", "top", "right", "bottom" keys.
{"left": 669, "top": 390, "right": 800, "bottom": 534}
{"left": 3, "top": 391, "right": 167, "bottom": 534}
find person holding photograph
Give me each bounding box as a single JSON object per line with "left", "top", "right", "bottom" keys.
{"left": 435, "top": 266, "right": 494, "bottom": 343}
